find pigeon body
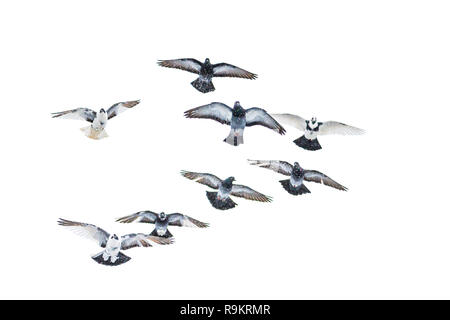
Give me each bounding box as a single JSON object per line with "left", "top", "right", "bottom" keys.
{"left": 157, "top": 58, "right": 257, "bottom": 93}
{"left": 51, "top": 100, "right": 140, "bottom": 139}
{"left": 184, "top": 101, "right": 285, "bottom": 146}
{"left": 248, "top": 160, "right": 347, "bottom": 195}
{"left": 116, "top": 211, "right": 208, "bottom": 238}
{"left": 180, "top": 170, "right": 272, "bottom": 210}
{"left": 271, "top": 113, "right": 364, "bottom": 150}
{"left": 58, "top": 218, "right": 172, "bottom": 266}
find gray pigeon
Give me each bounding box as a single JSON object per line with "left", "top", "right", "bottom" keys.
{"left": 157, "top": 58, "right": 257, "bottom": 93}
{"left": 51, "top": 100, "right": 140, "bottom": 139}
{"left": 248, "top": 160, "right": 347, "bottom": 195}
{"left": 271, "top": 113, "right": 364, "bottom": 150}
{"left": 116, "top": 211, "right": 209, "bottom": 238}
{"left": 181, "top": 170, "right": 272, "bottom": 210}
{"left": 58, "top": 218, "right": 172, "bottom": 266}
{"left": 184, "top": 101, "right": 285, "bottom": 146}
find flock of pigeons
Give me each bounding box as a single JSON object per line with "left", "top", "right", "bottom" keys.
{"left": 53, "top": 57, "right": 364, "bottom": 266}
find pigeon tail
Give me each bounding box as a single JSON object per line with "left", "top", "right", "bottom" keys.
{"left": 293, "top": 135, "right": 321, "bottom": 151}
{"left": 150, "top": 228, "right": 173, "bottom": 238}
{"left": 91, "top": 251, "right": 131, "bottom": 266}
{"left": 80, "top": 126, "right": 108, "bottom": 140}
{"left": 206, "top": 191, "right": 237, "bottom": 210}
{"left": 279, "top": 179, "right": 311, "bottom": 195}
{"left": 191, "top": 77, "right": 215, "bottom": 93}
{"left": 224, "top": 128, "right": 244, "bottom": 146}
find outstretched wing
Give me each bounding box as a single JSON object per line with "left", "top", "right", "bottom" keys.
{"left": 120, "top": 233, "right": 173, "bottom": 250}
{"left": 168, "top": 213, "right": 209, "bottom": 228}
{"left": 212, "top": 63, "right": 257, "bottom": 79}
{"left": 180, "top": 171, "right": 222, "bottom": 190}
{"left": 231, "top": 184, "right": 272, "bottom": 202}
{"left": 107, "top": 100, "right": 140, "bottom": 120}
{"left": 271, "top": 113, "right": 307, "bottom": 131}
{"left": 51, "top": 108, "right": 96, "bottom": 123}
{"left": 304, "top": 170, "right": 348, "bottom": 191}
{"left": 248, "top": 159, "right": 293, "bottom": 176}
{"left": 58, "top": 218, "right": 109, "bottom": 248}
{"left": 245, "top": 108, "right": 286, "bottom": 134}
{"left": 319, "top": 121, "right": 365, "bottom": 136}
{"left": 157, "top": 58, "right": 203, "bottom": 74}
{"left": 116, "top": 211, "right": 158, "bottom": 224}
{"left": 184, "top": 102, "right": 233, "bottom": 125}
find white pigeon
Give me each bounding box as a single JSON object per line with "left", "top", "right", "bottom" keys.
{"left": 58, "top": 218, "right": 173, "bottom": 266}
{"left": 51, "top": 100, "right": 140, "bottom": 139}
{"left": 271, "top": 113, "right": 364, "bottom": 151}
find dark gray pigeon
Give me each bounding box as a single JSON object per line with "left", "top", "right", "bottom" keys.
{"left": 58, "top": 218, "right": 173, "bottom": 266}
{"left": 248, "top": 160, "right": 347, "bottom": 195}
{"left": 116, "top": 211, "right": 209, "bottom": 239}
{"left": 157, "top": 58, "right": 257, "bottom": 93}
{"left": 181, "top": 170, "right": 272, "bottom": 210}
{"left": 184, "top": 101, "right": 285, "bottom": 146}
{"left": 271, "top": 113, "right": 364, "bottom": 151}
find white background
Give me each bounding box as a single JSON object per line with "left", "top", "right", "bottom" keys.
{"left": 0, "top": 0, "right": 449, "bottom": 299}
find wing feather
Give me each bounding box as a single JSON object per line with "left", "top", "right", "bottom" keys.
{"left": 319, "top": 121, "right": 365, "bottom": 135}
{"left": 230, "top": 184, "right": 272, "bottom": 202}
{"left": 248, "top": 159, "right": 293, "bottom": 176}
{"left": 120, "top": 233, "right": 173, "bottom": 250}
{"left": 167, "top": 213, "right": 209, "bottom": 228}
{"left": 116, "top": 211, "right": 158, "bottom": 224}
{"left": 58, "top": 218, "right": 109, "bottom": 248}
{"left": 157, "top": 58, "right": 202, "bottom": 74}
{"left": 180, "top": 171, "right": 222, "bottom": 189}
{"left": 304, "top": 170, "right": 348, "bottom": 191}
{"left": 245, "top": 108, "right": 286, "bottom": 134}
{"left": 212, "top": 63, "right": 257, "bottom": 79}
{"left": 184, "top": 102, "right": 233, "bottom": 125}
{"left": 107, "top": 100, "right": 140, "bottom": 120}
{"left": 271, "top": 113, "right": 307, "bottom": 131}
{"left": 51, "top": 108, "right": 96, "bottom": 123}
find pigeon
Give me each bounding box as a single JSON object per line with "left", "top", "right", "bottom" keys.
{"left": 271, "top": 113, "right": 364, "bottom": 150}
{"left": 58, "top": 218, "right": 172, "bottom": 266}
{"left": 181, "top": 170, "right": 272, "bottom": 210}
{"left": 248, "top": 160, "right": 347, "bottom": 195}
{"left": 116, "top": 211, "right": 209, "bottom": 238}
{"left": 157, "top": 58, "right": 257, "bottom": 93}
{"left": 184, "top": 101, "right": 285, "bottom": 146}
{"left": 51, "top": 100, "right": 140, "bottom": 139}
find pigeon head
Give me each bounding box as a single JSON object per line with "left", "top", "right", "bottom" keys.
{"left": 100, "top": 108, "right": 106, "bottom": 114}
{"left": 292, "top": 162, "right": 303, "bottom": 176}
{"left": 232, "top": 101, "right": 245, "bottom": 116}
{"left": 159, "top": 212, "right": 167, "bottom": 220}
{"left": 222, "top": 176, "right": 235, "bottom": 188}
{"left": 111, "top": 234, "right": 119, "bottom": 240}
{"left": 309, "top": 117, "right": 318, "bottom": 129}
{"left": 204, "top": 58, "right": 211, "bottom": 65}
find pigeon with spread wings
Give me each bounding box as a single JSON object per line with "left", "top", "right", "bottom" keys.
{"left": 58, "top": 218, "right": 172, "bottom": 266}
{"left": 157, "top": 58, "right": 257, "bottom": 93}
{"left": 181, "top": 170, "right": 272, "bottom": 210}
{"left": 248, "top": 160, "right": 347, "bottom": 195}
{"left": 51, "top": 100, "right": 140, "bottom": 140}
{"left": 116, "top": 211, "right": 209, "bottom": 238}
{"left": 271, "top": 113, "right": 364, "bottom": 150}
{"left": 184, "top": 101, "right": 285, "bottom": 146}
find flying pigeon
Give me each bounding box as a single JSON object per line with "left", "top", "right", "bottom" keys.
{"left": 116, "top": 211, "right": 209, "bottom": 238}
{"left": 51, "top": 100, "right": 140, "bottom": 139}
{"left": 248, "top": 160, "right": 347, "bottom": 195}
{"left": 157, "top": 58, "right": 257, "bottom": 93}
{"left": 180, "top": 170, "right": 272, "bottom": 210}
{"left": 271, "top": 113, "right": 364, "bottom": 150}
{"left": 58, "top": 218, "right": 172, "bottom": 266}
{"left": 184, "top": 101, "right": 285, "bottom": 146}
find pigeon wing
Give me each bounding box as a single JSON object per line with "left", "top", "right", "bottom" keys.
{"left": 157, "top": 58, "right": 203, "bottom": 74}
{"left": 212, "top": 63, "right": 257, "bottom": 79}
{"left": 180, "top": 171, "right": 222, "bottom": 189}
{"left": 319, "top": 121, "right": 365, "bottom": 136}
{"left": 120, "top": 233, "right": 174, "bottom": 250}
{"left": 184, "top": 102, "right": 233, "bottom": 125}
{"left": 270, "top": 113, "right": 307, "bottom": 132}
{"left": 116, "top": 211, "right": 158, "bottom": 224}
{"left": 51, "top": 108, "right": 97, "bottom": 123}
{"left": 58, "top": 218, "right": 109, "bottom": 248}
{"left": 245, "top": 108, "right": 286, "bottom": 134}
{"left": 303, "top": 170, "right": 348, "bottom": 191}
{"left": 248, "top": 159, "right": 293, "bottom": 176}
{"left": 107, "top": 100, "right": 140, "bottom": 120}
{"left": 230, "top": 184, "right": 272, "bottom": 202}
{"left": 168, "top": 213, "right": 209, "bottom": 228}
